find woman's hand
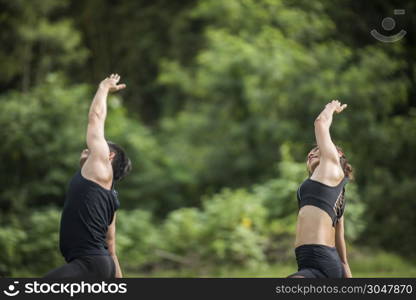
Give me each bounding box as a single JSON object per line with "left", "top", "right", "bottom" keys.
{"left": 99, "top": 74, "right": 126, "bottom": 93}
{"left": 325, "top": 99, "right": 347, "bottom": 114}
{"left": 342, "top": 262, "right": 353, "bottom": 278}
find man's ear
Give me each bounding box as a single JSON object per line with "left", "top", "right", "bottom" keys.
{"left": 109, "top": 152, "right": 116, "bottom": 161}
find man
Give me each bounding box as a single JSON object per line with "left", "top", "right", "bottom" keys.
{"left": 45, "top": 74, "right": 131, "bottom": 278}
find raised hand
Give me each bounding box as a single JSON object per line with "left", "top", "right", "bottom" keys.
{"left": 99, "top": 74, "right": 126, "bottom": 93}
{"left": 325, "top": 99, "right": 347, "bottom": 114}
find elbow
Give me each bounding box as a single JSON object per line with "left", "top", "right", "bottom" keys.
{"left": 107, "top": 240, "right": 116, "bottom": 256}
{"left": 88, "top": 110, "right": 105, "bottom": 122}
{"left": 88, "top": 112, "right": 99, "bottom": 123}
{"left": 314, "top": 117, "right": 330, "bottom": 132}
{"left": 314, "top": 117, "right": 327, "bottom": 127}
{"left": 108, "top": 248, "right": 117, "bottom": 257}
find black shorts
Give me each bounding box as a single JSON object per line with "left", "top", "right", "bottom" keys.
{"left": 44, "top": 255, "right": 115, "bottom": 279}
{"left": 288, "top": 244, "right": 345, "bottom": 278}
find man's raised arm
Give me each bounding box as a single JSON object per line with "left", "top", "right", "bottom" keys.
{"left": 82, "top": 74, "right": 126, "bottom": 184}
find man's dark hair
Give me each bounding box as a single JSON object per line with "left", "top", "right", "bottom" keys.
{"left": 107, "top": 141, "right": 132, "bottom": 182}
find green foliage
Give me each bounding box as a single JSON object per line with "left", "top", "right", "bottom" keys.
{"left": 69, "top": 0, "right": 202, "bottom": 122}
{"left": 157, "top": 0, "right": 408, "bottom": 214}
{"left": 1, "top": 0, "right": 415, "bottom": 277}
{"left": 162, "top": 208, "right": 205, "bottom": 257}
{"left": 157, "top": 0, "right": 413, "bottom": 257}
{"left": 0, "top": 225, "right": 26, "bottom": 276}
{"left": 116, "top": 210, "right": 162, "bottom": 269}
{"left": 253, "top": 144, "right": 306, "bottom": 219}
{"left": 0, "top": 0, "right": 87, "bottom": 90}
{"left": 0, "top": 75, "right": 88, "bottom": 212}
{"left": 201, "top": 188, "right": 268, "bottom": 267}
{"left": 129, "top": 250, "right": 416, "bottom": 278}
{"left": 19, "top": 208, "right": 64, "bottom": 276}
{"left": 0, "top": 74, "right": 182, "bottom": 215}
{"left": 343, "top": 183, "right": 365, "bottom": 241}
{"left": 0, "top": 208, "right": 63, "bottom": 276}
{"left": 159, "top": 188, "right": 269, "bottom": 270}
{"left": 104, "top": 97, "right": 197, "bottom": 214}
{"left": 349, "top": 249, "right": 416, "bottom": 278}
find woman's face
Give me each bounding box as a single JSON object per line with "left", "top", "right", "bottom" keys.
{"left": 306, "top": 147, "right": 320, "bottom": 174}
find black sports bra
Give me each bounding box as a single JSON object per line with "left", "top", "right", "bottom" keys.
{"left": 297, "top": 177, "right": 348, "bottom": 227}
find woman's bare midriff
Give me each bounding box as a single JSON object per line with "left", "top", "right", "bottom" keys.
{"left": 294, "top": 205, "right": 335, "bottom": 248}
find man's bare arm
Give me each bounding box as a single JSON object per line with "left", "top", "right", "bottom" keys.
{"left": 106, "top": 213, "right": 123, "bottom": 278}
{"left": 82, "top": 74, "right": 126, "bottom": 184}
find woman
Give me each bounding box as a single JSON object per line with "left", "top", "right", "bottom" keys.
{"left": 288, "top": 100, "right": 353, "bottom": 278}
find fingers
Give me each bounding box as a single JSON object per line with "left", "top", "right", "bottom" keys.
{"left": 103, "top": 74, "right": 126, "bottom": 92}
{"left": 333, "top": 100, "right": 348, "bottom": 113}
{"left": 116, "top": 83, "right": 126, "bottom": 90}
{"left": 327, "top": 99, "right": 348, "bottom": 113}
{"left": 109, "top": 73, "right": 121, "bottom": 83}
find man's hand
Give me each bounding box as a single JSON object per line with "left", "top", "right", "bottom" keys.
{"left": 99, "top": 74, "right": 126, "bottom": 93}
{"left": 325, "top": 99, "right": 347, "bottom": 114}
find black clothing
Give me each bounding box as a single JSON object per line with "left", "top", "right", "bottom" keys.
{"left": 297, "top": 177, "right": 348, "bottom": 226}
{"left": 44, "top": 255, "right": 115, "bottom": 279}
{"left": 59, "top": 171, "right": 120, "bottom": 262}
{"left": 288, "top": 244, "right": 345, "bottom": 278}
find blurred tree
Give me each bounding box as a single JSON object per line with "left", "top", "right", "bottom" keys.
{"left": 318, "top": 0, "right": 416, "bottom": 256}
{"left": 0, "top": 73, "right": 193, "bottom": 216}
{"left": 0, "top": 207, "right": 63, "bottom": 277}
{"left": 69, "top": 0, "right": 204, "bottom": 124}
{"left": 0, "top": 75, "right": 88, "bottom": 212}
{"left": 157, "top": 0, "right": 414, "bottom": 256}
{"left": 0, "top": 0, "right": 415, "bottom": 270}
{"left": 0, "top": 0, "right": 87, "bottom": 91}
{"left": 157, "top": 0, "right": 406, "bottom": 197}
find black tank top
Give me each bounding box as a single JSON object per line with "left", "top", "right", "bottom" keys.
{"left": 59, "top": 171, "right": 120, "bottom": 262}
{"left": 297, "top": 177, "right": 348, "bottom": 227}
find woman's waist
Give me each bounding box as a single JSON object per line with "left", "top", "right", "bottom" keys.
{"left": 295, "top": 206, "right": 335, "bottom": 247}
{"left": 295, "top": 234, "right": 335, "bottom": 248}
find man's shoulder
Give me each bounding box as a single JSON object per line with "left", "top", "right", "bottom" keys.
{"left": 80, "top": 165, "right": 113, "bottom": 190}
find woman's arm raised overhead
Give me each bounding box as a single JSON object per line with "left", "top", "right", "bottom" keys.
{"left": 314, "top": 100, "right": 347, "bottom": 162}
{"left": 312, "top": 100, "right": 347, "bottom": 183}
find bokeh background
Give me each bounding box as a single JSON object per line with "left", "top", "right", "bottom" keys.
{"left": 0, "top": 0, "right": 415, "bottom": 277}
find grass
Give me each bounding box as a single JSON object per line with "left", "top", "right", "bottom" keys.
{"left": 126, "top": 249, "right": 416, "bottom": 278}
{"left": 9, "top": 247, "right": 416, "bottom": 277}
